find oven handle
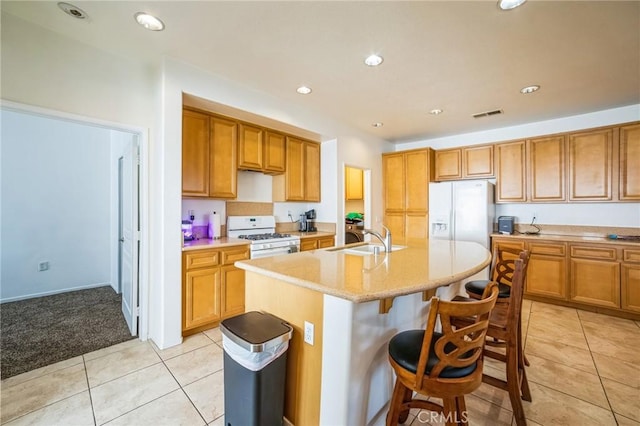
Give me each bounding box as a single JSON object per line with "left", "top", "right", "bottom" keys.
{"left": 252, "top": 246, "right": 298, "bottom": 259}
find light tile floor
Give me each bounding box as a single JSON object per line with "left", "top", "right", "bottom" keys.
{"left": 1, "top": 301, "right": 639, "bottom": 425}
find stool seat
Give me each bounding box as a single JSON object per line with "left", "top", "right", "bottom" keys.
{"left": 389, "top": 330, "right": 477, "bottom": 379}
{"left": 466, "top": 280, "right": 511, "bottom": 298}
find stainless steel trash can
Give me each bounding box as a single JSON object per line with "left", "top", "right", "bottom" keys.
{"left": 221, "top": 311, "right": 293, "bottom": 426}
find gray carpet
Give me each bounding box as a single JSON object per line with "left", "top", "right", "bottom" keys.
{"left": 1, "top": 286, "right": 135, "bottom": 379}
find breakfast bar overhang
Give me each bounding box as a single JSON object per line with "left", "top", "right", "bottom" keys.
{"left": 235, "top": 240, "right": 491, "bottom": 426}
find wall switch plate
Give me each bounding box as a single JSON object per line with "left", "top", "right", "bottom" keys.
{"left": 304, "top": 321, "right": 314, "bottom": 345}
{"left": 38, "top": 261, "right": 49, "bottom": 272}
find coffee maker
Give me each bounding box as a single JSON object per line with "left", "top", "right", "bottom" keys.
{"left": 298, "top": 214, "right": 308, "bottom": 232}
{"left": 305, "top": 209, "right": 317, "bottom": 232}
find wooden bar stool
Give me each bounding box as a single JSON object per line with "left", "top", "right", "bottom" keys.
{"left": 386, "top": 283, "right": 500, "bottom": 426}
{"left": 453, "top": 254, "right": 531, "bottom": 426}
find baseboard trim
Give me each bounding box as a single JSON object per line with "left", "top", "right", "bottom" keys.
{"left": 0, "top": 282, "right": 113, "bottom": 304}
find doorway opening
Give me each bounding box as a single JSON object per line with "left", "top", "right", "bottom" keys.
{"left": 0, "top": 102, "right": 147, "bottom": 378}
{"left": 344, "top": 165, "right": 370, "bottom": 245}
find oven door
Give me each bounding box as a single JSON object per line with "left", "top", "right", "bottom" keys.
{"left": 251, "top": 246, "right": 298, "bottom": 259}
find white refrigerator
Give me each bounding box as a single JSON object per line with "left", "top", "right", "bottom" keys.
{"left": 429, "top": 180, "right": 495, "bottom": 295}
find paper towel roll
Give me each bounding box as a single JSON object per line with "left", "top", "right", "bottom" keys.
{"left": 208, "top": 212, "right": 221, "bottom": 239}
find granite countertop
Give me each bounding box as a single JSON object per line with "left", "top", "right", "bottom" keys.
{"left": 491, "top": 233, "right": 640, "bottom": 247}
{"left": 182, "top": 237, "right": 250, "bottom": 251}
{"left": 235, "top": 240, "right": 491, "bottom": 303}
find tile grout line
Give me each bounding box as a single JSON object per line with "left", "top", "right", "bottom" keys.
{"left": 83, "top": 356, "right": 98, "bottom": 426}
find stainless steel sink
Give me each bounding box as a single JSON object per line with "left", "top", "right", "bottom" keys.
{"left": 341, "top": 244, "right": 406, "bottom": 256}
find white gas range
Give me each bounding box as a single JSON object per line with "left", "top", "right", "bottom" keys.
{"left": 227, "top": 216, "right": 300, "bottom": 259}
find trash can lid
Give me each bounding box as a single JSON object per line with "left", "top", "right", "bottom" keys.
{"left": 221, "top": 311, "right": 293, "bottom": 352}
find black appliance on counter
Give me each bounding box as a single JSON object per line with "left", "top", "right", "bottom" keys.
{"left": 299, "top": 209, "right": 317, "bottom": 232}
{"left": 498, "top": 216, "right": 515, "bottom": 235}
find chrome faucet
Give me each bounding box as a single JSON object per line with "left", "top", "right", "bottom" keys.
{"left": 363, "top": 225, "right": 392, "bottom": 253}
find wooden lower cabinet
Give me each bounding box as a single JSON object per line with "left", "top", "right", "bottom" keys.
{"left": 300, "top": 235, "right": 335, "bottom": 251}
{"left": 527, "top": 242, "right": 567, "bottom": 299}
{"left": 182, "top": 245, "right": 250, "bottom": 335}
{"left": 491, "top": 237, "right": 639, "bottom": 318}
{"left": 621, "top": 248, "right": 640, "bottom": 313}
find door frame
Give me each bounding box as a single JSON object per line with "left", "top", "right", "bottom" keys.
{"left": 1, "top": 99, "right": 150, "bottom": 341}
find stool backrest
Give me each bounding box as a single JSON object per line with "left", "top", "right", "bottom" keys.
{"left": 491, "top": 246, "right": 525, "bottom": 286}
{"left": 415, "top": 283, "right": 499, "bottom": 389}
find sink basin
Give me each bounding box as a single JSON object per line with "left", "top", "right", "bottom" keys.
{"left": 342, "top": 244, "right": 406, "bottom": 256}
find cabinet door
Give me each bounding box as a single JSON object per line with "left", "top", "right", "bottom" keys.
{"left": 209, "top": 116, "right": 238, "bottom": 198}
{"left": 383, "top": 153, "right": 405, "bottom": 211}
{"left": 317, "top": 236, "right": 335, "bottom": 249}
{"left": 621, "top": 263, "right": 640, "bottom": 313}
{"left": 619, "top": 124, "right": 640, "bottom": 200}
{"left": 238, "top": 123, "right": 263, "bottom": 171}
{"left": 304, "top": 141, "right": 321, "bottom": 202}
{"left": 529, "top": 136, "right": 566, "bottom": 202}
{"left": 435, "top": 149, "right": 462, "bottom": 181}
{"left": 405, "top": 213, "right": 428, "bottom": 246}
{"left": 300, "top": 239, "right": 318, "bottom": 251}
{"left": 405, "top": 150, "right": 430, "bottom": 212}
{"left": 463, "top": 145, "right": 494, "bottom": 178}
{"left": 183, "top": 267, "right": 221, "bottom": 330}
{"left": 568, "top": 129, "right": 613, "bottom": 201}
{"left": 264, "top": 131, "right": 286, "bottom": 174}
{"left": 221, "top": 265, "right": 245, "bottom": 318}
{"left": 570, "top": 258, "right": 620, "bottom": 308}
{"left": 285, "top": 137, "right": 305, "bottom": 201}
{"left": 525, "top": 242, "right": 567, "bottom": 299}
{"left": 384, "top": 212, "right": 405, "bottom": 245}
{"left": 182, "top": 110, "right": 209, "bottom": 197}
{"left": 495, "top": 141, "right": 526, "bottom": 202}
{"left": 345, "top": 167, "right": 364, "bottom": 200}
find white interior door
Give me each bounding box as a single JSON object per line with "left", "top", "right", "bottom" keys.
{"left": 119, "top": 141, "right": 139, "bottom": 336}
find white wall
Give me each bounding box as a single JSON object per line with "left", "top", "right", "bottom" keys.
{"left": 1, "top": 109, "right": 112, "bottom": 301}
{"left": 396, "top": 105, "right": 640, "bottom": 228}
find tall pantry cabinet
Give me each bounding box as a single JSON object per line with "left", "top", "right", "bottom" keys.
{"left": 382, "top": 149, "right": 435, "bottom": 245}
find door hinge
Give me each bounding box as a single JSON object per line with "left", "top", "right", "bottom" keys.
{"left": 136, "top": 230, "right": 142, "bottom": 241}
{"left": 135, "top": 306, "right": 140, "bottom": 317}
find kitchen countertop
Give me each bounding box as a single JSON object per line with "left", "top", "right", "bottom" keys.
{"left": 235, "top": 239, "right": 491, "bottom": 303}
{"left": 182, "top": 237, "right": 249, "bottom": 251}
{"left": 491, "top": 232, "right": 640, "bottom": 246}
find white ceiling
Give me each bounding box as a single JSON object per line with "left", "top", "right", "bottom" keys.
{"left": 2, "top": 1, "right": 639, "bottom": 143}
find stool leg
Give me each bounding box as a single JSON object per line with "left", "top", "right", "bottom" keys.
{"left": 442, "top": 398, "right": 457, "bottom": 426}
{"left": 506, "top": 345, "right": 527, "bottom": 426}
{"left": 398, "top": 387, "right": 413, "bottom": 424}
{"left": 387, "top": 379, "right": 407, "bottom": 426}
{"left": 455, "top": 396, "right": 468, "bottom": 426}
{"left": 517, "top": 329, "right": 532, "bottom": 402}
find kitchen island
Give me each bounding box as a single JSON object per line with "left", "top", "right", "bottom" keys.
{"left": 235, "top": 239, "right": 491, "bottom": 426}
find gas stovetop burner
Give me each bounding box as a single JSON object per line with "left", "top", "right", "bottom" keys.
{"left": 238, "top": 233, "right": 292, "bottom": 241}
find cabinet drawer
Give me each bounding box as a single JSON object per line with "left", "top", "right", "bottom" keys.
{"left": 529, "top": 242, "right": 566, "bottom": 256}
{"left": 221, "top": 246, "right": 250, "bottom": 265}
{"left": 185, "top": 250, "right": 220, "bottom": 270}
{"left": 492, "top": 239, "right": 526, "bottom": 251}
{"left": 623, "top": 249, "right": 640, "bottom": 263}
{"left": 570, "top": 245, "right": 617, "bottom": 260}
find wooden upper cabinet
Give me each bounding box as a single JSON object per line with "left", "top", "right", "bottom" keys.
{"left": 619, "top": 123, "right": 640, "bottom": 200}
{"left": 435, "top": 149, "right": 462, "bottom": 180}
{"left": 495, "top": 140, "right": 526, "bottom": 203}
{"left": 529, "top": 135, "right": 566, "bottom": 202}
{"left": 463, "top": 145, "right": 494, "bottom": 178}
{"left": 405, "top": 149, "right": 432, "bottom": 212}
{"left": 238, "top": 124, "right": 263, "bottom": 171}
{"left": 209, "top": 116, "right": 238, "bottom": 199}
{"left": 383, "top": 153, "right": 406, "bottom": 211}
{"left": 264, "top": 131, "right": 286, "bottom": 174}
{"left": 304, "top": 141, "right": 321, "bottom": 202}
{"left": 182, "top": 110, "right": 210, "bottom": 197}
{"left": 568, "top": 128, "right": 613, "bottom": 201}
{"left": 345, "top": 167, "right": 364, "bottom": 200}
{"left": 275, "top": 137, "right": 320, "bottom": 202}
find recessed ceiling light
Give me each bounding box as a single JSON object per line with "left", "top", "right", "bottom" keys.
{"left": 296, "top": 86, "right": 312, "bottom": 95}
{"left": 372, "top": 122, "right": 384, "bottom": 127}
{"left": 58, "top": 2, "right": 88, "bottom": 19}
{"left": 520, "top": 85, "right": 540, "bottom": 94}
{"left": 498, "top": 0, "right": 527, "bottom": 10}
{"left": 364, "top": 54, "right": 384, "bottom": 67}
{"left": 134, "top": 12, "right": 165, "bottom": 31}
{"left": 429, "top": 109, "right": 444, "bottom": 115}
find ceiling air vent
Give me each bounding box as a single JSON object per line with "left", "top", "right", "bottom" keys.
{"left": 472, "top": 109, "right": 503, "bottom": 119}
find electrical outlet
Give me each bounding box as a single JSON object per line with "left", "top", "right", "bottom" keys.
{"left": 304, "top": 321, "right": 314, "bottom": 345}
{"left": 38, "top": 261, "right": 49, "bottom": 272}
